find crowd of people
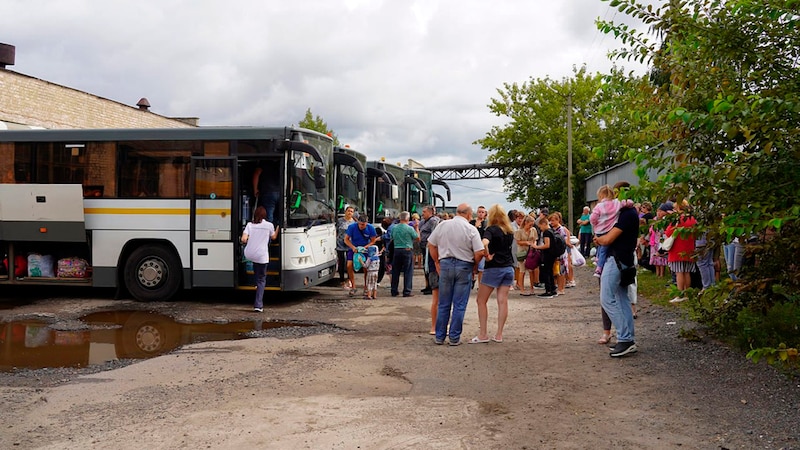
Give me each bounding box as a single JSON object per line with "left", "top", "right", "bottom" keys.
{"left": 328, "top": 200, "right": 602, "bottom": 348}
{"left": 238, "top": 176, "right": 738, "bottom": 358}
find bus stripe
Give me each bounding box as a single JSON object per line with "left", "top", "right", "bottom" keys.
{"left": 85, "top": 208, "right": 230, "bottom": 215}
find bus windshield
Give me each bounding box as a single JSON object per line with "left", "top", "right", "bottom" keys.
{"left": 337, "top": 164, "right": 361, "bottom": 214}
{"left": 287, "top": 132, "right": 334, "bottom": 227}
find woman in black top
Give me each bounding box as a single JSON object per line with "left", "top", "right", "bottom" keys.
{"left": 469, "top": 204, "right": 515, "bottom": 344}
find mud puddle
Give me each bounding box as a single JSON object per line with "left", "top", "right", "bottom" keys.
{"left": 1, "top": 310, "right": 312, "bottom": 371}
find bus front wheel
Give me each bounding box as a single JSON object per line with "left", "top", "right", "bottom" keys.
{"left": 124, "top": 245, "right": 182, "bottom": 301}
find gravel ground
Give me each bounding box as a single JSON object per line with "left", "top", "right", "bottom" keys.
{"left": 1, "top": 266, "right": 798, "bottom": 449}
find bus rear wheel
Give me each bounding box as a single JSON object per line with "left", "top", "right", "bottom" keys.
{"left": 124, "top": 244, "right": 182, "bottom": 301}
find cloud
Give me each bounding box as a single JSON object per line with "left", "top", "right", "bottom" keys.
{"left": 2, "top": 0, "right": 648, "bottom": 212}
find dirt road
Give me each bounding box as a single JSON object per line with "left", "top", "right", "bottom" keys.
{"left": 1, "top": 266, "right": 798, "bottom": 449}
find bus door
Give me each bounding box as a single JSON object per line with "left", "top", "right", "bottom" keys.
{"left": 190, "top": 157, "right": 236, "bottom": 287}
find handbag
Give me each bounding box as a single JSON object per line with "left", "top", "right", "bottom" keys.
{"left": 516, "top": 248, "right": 529, "bottom": 262}
{"left": 525, "top": 248, "right": 541, "bottom": 270}
{"left": 659, "top": 235, "right": 675, "bottom": 252}
{"left": 615, "top": 257, "right": 637, "bottom": 287}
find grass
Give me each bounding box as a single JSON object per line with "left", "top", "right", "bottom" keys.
{"left": 636, "top": 268, "right": 677, "bottom": 306}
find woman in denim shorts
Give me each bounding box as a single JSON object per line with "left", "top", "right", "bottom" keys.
{"left": 469, "top": 204, "right": 515, "bottom": 344}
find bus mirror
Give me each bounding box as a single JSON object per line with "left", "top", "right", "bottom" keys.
{"left": 292, "top": 191, "right": 302, "bottom": 209}
{"left": 314, "top": 166, "right": 326, "bottom": 190}
{"left": 357, "top": 172, "right": 366, "bottom": 191}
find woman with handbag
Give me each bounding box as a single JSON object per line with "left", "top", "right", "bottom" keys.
{"left": 514, "top": 215, "right": 538, "bottom": 296}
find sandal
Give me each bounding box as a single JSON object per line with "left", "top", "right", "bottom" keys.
{"left": 597, "top": 334, "right": 612, "bottom": 345}
{"left": 469, "top": 336, "right": 490, "bottom": 344}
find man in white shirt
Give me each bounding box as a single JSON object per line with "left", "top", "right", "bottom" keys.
{"left": 427, "top": 203, "right": 484, "bottom": 346}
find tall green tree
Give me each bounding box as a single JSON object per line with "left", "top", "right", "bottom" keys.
{"left": 298, "top": 108, "right": 339, "bottom": 146}
{"left": 475, "top": 66, "right": 655, "bottom": 214}
{"left": 599, "top": 0, "right": 800, "bottom": 340}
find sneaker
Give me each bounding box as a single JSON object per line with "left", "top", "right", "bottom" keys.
{"left": 533, "top": 283, "right": 544, "bottom": 288}
{"left": 593, "top": 272, "right": 601, "bottom": 278}
{"left": 669, "top": 296, "right": 688, "bottom": 303}
{"left": 609, "top": 341, "right": 637, "bottom": 357}
{"left": 449, "top": 339, "right": 462, "bottom": 346}
{"left": 434, "top": 338, "right": 445, "bottom": 345}
{"left": 566, "top": 281, "right": 576, "bottom": 288}
{"left": 537, "top": 292, "right": 555, "bottom": 299}
{"left": 253, "top": 307, "right": 263, "bottom": 312}
{"left": 421, "top": 289, "right": 432, "bottom": 295}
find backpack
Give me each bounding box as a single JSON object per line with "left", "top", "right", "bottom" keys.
{"left": 549, "top": 231, "right": 567, "bottom": 256}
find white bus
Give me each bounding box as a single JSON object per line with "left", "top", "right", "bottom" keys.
{"left": 0, "top": 127, "right": 337, "bottom": 301}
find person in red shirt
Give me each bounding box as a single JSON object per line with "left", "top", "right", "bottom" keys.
{"left": 665, "top": 200, "right": 697, "bottom": 303}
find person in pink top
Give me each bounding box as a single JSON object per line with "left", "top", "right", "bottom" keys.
{"left": 666, "top": 200, "right": 697, "bottom": 303}
{"left": 590, "top": 185, "right": 634, "bottom": 277}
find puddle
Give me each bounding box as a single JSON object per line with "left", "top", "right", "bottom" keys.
{"left": 0, "top": 311, "right": 312, "bottom": 372}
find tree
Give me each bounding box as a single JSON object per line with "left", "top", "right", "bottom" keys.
{"left": 298, "top": 108, "right": 340, "bottom": 146}
{"left": 599, "top": 0, "right": 800, "bottom": 356}
{"left": 475, "top": 66, "right": 656, "bottom": 213}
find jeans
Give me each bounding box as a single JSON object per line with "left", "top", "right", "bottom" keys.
{"left": 258, "top": 191, "right": 281, "bottom": 224}
{"left": 436, "top": 258, "right": 473, "bottom": 343}
{"left": 253, "top": 262, "right": 268, "bottom": 309}
{"left": 600, "top": 255, "right": 635, "bottom": 342}
{"left": 391, "top": 248, "right": 414, "bottom": 296}
{"left": 696, "top": 246, "right": 715, "bottom": 289}
{"left": 723, "top": 241, "right": 743, "bottom": 280}
{"left": 596, "top": 243, "right": 608, "bottom": 270}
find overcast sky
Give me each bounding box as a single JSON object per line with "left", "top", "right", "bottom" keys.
{"left": 3, "top": 0, "right": 648, "bottom": 214}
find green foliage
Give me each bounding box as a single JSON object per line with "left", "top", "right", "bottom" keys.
{"left": 599, "top": 0, "right": 800, "bottom": 371}
{"left": 474, "top": 66, "right": 658, "bottom": 212}
{"left": 737, "top": 302, "right": 800, "bottom": 350}
{"left": 298, "top": 108, "right": 339, "bottom": 146}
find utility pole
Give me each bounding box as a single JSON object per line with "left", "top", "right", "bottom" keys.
{"left": 566, "top": 94, "right": 573, "bottom": 232}
{"left": 547, "top": 83, "right": 575, "bottom": 231}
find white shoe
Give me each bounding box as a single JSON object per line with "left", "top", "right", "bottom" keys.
{"left": 669, "top": 297, "right": 687, "bottom": 303}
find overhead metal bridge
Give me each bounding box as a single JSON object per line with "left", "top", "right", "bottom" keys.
{"left": 424, "top": 163, "right": 510, "bottom": 181}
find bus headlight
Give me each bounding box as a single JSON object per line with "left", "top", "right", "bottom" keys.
{"left": 292, "top": 256, "right": 311, "bottom": 266}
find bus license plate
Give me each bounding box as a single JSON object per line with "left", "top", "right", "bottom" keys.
{"left": 319, "top": 267, "right": 331, "bottom": 278}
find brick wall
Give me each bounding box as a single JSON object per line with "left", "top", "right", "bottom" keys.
{"left": 0, "top": 69, "right": 197, "bottom": 129}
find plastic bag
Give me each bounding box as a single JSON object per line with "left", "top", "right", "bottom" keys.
{"left": 570, "top": 247, "right": 586, "bottom": 267}
{"left": 28, "top": 253, "right": 55, "bottom": 278}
